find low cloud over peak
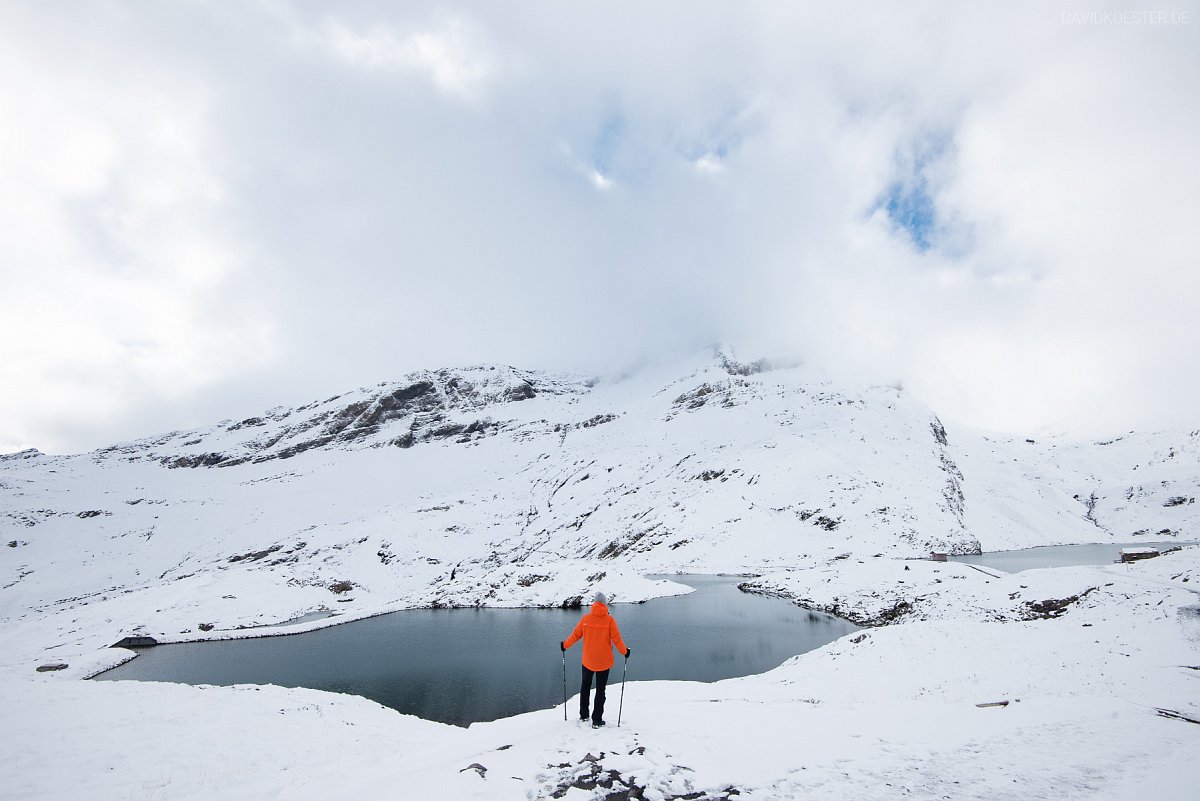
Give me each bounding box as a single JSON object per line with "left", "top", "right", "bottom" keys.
{"left": 1, "top": 1, "right": 1197, "bottom": 453}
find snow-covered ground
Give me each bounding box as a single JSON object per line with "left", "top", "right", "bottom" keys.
{"left": 7, "top": 547, "right": 1197, "bottom": 800}
{"left": 2, "top": 352, "right": 1197, "bottom": 799}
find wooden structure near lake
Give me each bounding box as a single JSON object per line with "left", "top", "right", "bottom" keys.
{"left": 1119, "top": 547, "right": 1159, "bottom": 563}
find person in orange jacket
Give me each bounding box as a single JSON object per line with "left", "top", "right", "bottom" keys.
{"left": 560, "top": 591, "right": 631, "bottom": 727}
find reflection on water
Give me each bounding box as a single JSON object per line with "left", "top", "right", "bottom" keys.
{"left": 95, "top": 575, "right": 856, "bottom": 726}
{"left": 950, "top": 541, "right": 1198, "bottom": 573}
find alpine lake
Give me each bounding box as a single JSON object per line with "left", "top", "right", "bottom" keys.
{"left": 94, "top": 575, "right": 857, "bottom": 726}
{"left": 97, "top": 543, "right": 1196, "bottom": 726}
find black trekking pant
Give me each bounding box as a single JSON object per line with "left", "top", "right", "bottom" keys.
{"left": 579, "top": 667, "right": 610, "bottom": 723}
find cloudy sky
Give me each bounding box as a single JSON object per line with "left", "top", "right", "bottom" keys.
{"left": 1, "top": 1, "right": 1197, "bottom": 454}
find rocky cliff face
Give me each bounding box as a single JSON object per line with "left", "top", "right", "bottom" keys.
{"left": 90, "top": 366, "right": 584, "bottom": 469}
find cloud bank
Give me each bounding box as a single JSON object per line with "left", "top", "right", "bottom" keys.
{"left": 1, "top": 1, "right": 1197, "bottom": 453}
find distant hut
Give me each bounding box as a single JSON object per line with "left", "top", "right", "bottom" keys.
{"left": 1119, "top": 547, "right": 1159, "bottom": 563}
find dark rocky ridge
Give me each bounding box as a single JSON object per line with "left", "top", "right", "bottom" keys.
{"left": 92, "top": 366, "right": 583, "bottom": 469}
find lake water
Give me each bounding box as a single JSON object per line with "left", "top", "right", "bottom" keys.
{"left": 94, "top": 575, "right": 857, "bottom": 726}
{"left": 949, "top": 541, "right": 1197, "bottom": 573}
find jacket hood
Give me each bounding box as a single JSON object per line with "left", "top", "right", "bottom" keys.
{"left": 589, "top": 601, "right": 609, "bottom": 617}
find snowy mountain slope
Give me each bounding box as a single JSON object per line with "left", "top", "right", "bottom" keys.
{"left": 3, "top": 350, "right": 1199, "bottom": 801}
{"left": 90, "top": 365, "right": 586, "bottom": 468}
{"left": 954, "top": 427, "right": 1200, "bottom": 549}
{"left": 1, "top": 351, "right": 1197, "bottom": 655}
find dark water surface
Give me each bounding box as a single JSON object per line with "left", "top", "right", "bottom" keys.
{"left": 949, "top": 541, "right": 1197, "bottom": 573}
{"left": 95, "top": 575, "right": 857, "bottom": 726}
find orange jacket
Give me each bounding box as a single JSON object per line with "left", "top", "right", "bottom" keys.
{"left": 563, "top": 602, "right": 628, "bottom": 671}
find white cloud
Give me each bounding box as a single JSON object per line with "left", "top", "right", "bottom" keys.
{"left": 322, "top": 16, "right": 493, "bottom": 100}
{"left": 0, "top": 1, "right": 1197, "bottom": 452}
{"left": 0, "top": 16, "right": 274, "bottom": 453}
{"left": 692, "top": 153, "right": 725, "bottom": 174}
{"left": 587, "top": 168, "right": 613, "bottom": 191}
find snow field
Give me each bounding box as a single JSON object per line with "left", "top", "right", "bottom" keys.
{"left": 3, "top": 354, "right": 1198, "bottom": 799}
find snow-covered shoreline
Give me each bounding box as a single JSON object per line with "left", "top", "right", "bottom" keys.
{"left": 7, "top": 548, "right": 1197, "bottom": 800}
{"left": 7, "top": 564, "right": 697, "bottom": 685}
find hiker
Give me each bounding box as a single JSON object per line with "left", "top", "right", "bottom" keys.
{"left": 560, "top": 591, "right": 631, "bottom": 727}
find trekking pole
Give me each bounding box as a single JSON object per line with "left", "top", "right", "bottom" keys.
{"left": 617, "top": 654, "right": 628, "bottom": 727}
{"left": 562, "top": 648, "right": 567, "bottom": 721}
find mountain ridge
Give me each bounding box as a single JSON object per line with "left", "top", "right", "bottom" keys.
{"left": 1, "top": 351, "right": 1196, "bottom": 645}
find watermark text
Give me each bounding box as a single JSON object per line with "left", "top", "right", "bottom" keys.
{"left": 1062, "top": 10, "right": 1189, "bottom": 24}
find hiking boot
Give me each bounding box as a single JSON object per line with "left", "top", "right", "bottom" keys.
{"left": 591, "top": 720, "right": 606, "bottom": 728}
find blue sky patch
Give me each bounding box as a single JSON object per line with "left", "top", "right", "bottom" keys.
{"left": 877, "top": 132, "right": 952, "bottom": 252}
{"left": 882, "top": 177, "right": 936, "bottom": 251}
{"left": 589, "top": 112, "right": 626, "bottom": 176}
